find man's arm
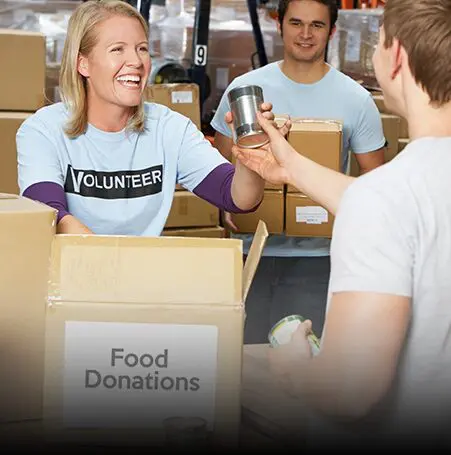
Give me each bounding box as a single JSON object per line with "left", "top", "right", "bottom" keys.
{"left": 57, "top": 214, "right": 93, "bottom": 234}
{"left": 292, "top": 291, "right": 410, "bottom": 419}
{"left": 355, "top": 146, "right": 386, "bottom": 175}
{"left": 213, "top": 132, "right": 233, "bottom": 161}
{"left": 269, "top": 180, "right": 413, "bottom": 421}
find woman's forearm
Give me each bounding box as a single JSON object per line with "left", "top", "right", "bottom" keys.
{"left": 230, "top": 160, "right": 265, "bottom": 210}
{"left": 57, "top": 214, "right": 93, "bottom": 234}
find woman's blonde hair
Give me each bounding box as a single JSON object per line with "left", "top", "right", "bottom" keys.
{"left": 59, "top": 0, "right": 149, "bottom": 138}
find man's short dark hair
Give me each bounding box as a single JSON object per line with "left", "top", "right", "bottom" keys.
{"left": 277, "top": 0, "right": 339, "bottom": 32}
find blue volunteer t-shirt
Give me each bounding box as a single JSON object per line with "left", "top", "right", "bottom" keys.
{"left": 17, "top": 102, "right": 228, "bottom": 235}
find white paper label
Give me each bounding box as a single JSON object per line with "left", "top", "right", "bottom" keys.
{"left": 216, "top": 67, "right": 229, "bottom": 90}
{"left": 63, "top": 321, "right": 218, "bottom": 429}
{"left": 171, "top": 91, "right": 193, "bottom": 104}
{"left": 296, "top": 206, "right": 328, "bottom": 224}
{"left": 345, "top": 30, "right": 361, "bottom": 63}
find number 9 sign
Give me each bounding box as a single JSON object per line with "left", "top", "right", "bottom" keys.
{"left": 194, "top": 45, "right": 208, "bottom": 66}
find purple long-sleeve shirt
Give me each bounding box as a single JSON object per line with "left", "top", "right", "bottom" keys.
{"left": 22, "top": 162, "right": 260, "bottom": 225}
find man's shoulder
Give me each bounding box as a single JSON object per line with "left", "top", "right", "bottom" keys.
{"left": 328, "top": 66, "right": 372, "bottom": 100}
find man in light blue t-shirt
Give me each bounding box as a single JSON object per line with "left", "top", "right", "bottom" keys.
{"left": 211, "top": 0, "right": 386, "bottom": 343}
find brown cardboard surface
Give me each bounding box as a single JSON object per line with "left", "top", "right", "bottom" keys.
{"left": 162, "top": 226, "right": 225, "bottom": 238}
{"left": 0, "top": 112, "right": 31, "bottom": 195}
{"left": 0, "top": 194, "right": 56, "bottom": 423}
{"left": 230, "top": 190, "right": 284, "bottom": 235}
{"left": 165, "top": 191, "right": 219, "bottom": 228}
{"left": 398, "top": 138, "right": 410, "bottom": 154}
{"left": 0, "top": 30, "right": 46, "bottom": 111}
{"left": 285, "top": 193, "right": 334, "bottom": 238}
{"left": 43, "top": 224, "right": 268, "bottom": 446}
{"left": 144, "top": 83, "right": 201, "bottom": 129}
{"left": 287, "top": 119, "right": 342, "bottom": 192}
{"left": 381, "top": 114, "right": 401, "bottom": 162}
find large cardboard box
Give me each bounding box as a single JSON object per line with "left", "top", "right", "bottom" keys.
{"left": 0, "top": 194, "right": 56, "bottom": 423}
{"left": 286, "top": 119, "right": 343, "bottom": 192}
{"left": 145, "top": 83, "right": 201, "bottom": 130}
{"left": 0, "top": 29, "right": 46, "bottom": 111}
{"left": 0, "top": 112, "right": 31, "bottom": 195}
{"left": 230, "top": 190, "right": 284, "bottom": 235}
{"left": 285, "top": 193, "right": 334, "bottom": 238}
{"left": 162, "top": 226, "right": 225, "bottom": 238}
{"left": 165, "top": 191, "right": 219, "bottom": 228}
{"left": 43, "top": 221, "right": 268, "bottom": 447}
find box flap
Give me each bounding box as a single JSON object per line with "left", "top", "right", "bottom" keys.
{"left": 0, "top": 112, "right": 31, "bottom": 120}
{"left": 242, "top": 220, "right": 268, "bottom": 304}
{"left": 0, "top": 193, "right": 18, "bottom": 200}
{"left": 0, "top": 194, "right": 57, "bottom": 216}
{"left": 290, "top": 118, "right": 343, "bottom": 132}
{"left": 49, "top": 234, "right": 243, "bottom": 306}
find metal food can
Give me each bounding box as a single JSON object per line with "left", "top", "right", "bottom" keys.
{"left": 228, "top": 84, "right": 270, "bottom": 149}
{"left": 268, "top": 314, "right": 321, "bottom": 355}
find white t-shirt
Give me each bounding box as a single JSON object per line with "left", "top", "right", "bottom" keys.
{"left": 327, "top": 137, "right": 451, "bottom": 441}
{"left": 211, "top": 61, "right": 386, "bottom": 257}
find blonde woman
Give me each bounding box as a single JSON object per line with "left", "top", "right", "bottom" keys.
{"left": 16, "top": 0, "right": 270, "bottom": 235}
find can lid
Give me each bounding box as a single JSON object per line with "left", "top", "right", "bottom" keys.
{"left": 236, "top": 131, "right": 269, "bottom": 149}
{"left": 268, "top": 314, "right": 304, "bottom": 336}
{"left": 228, "top": 84, "right": 264, "bottom": 103}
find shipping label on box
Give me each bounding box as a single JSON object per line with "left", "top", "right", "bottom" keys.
{"left": 285, "top": 193, "right": 334, "bottom": 238}
{"left": 43, "top": 222, "right": 269, "bottom": 446}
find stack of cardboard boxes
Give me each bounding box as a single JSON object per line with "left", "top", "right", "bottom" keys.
{"left": 371, "top": 92, "right": 410, "bottom": 154}
{"left": 229, "top": 91, "right": 410, "bottom": 239}
{"left": 0, "top": 29, "right": 47, "bottom": 195}
{"left": 143, "top": 83, "right": 225, "bottom": 238}
{"left": 231, "top": 116, "right": 343, "bottom": 239}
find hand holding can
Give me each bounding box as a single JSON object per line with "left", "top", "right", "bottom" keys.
{"left": 228, "top": 84, "right": 270, "bottom": 149}
{"left": 268, "top": 314, "right": 321, "bottom": 355}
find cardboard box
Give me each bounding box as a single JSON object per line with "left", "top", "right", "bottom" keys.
{"left": 165, "top": 191, "right": 219, "bottom": 228}
{"left": 350, "top": 113, "right": 400, "bottom": 177}
{"left": 162, "top": 226, "right": 225, "bottom": 238}
{"left": 398, "top": 138, "right": 410, "bottom": 153}
{"left": 399, "top": 117, "right": 409, "bottom": 139}
{"left": 145, "top": 83, "right": 201, "bottom": 130}
{"left": 285, "top": 193, "right": 334, "bottom": 238}
{"left": 0, "top": 29, "right": 46, "bottom": 111}
{"left": 0, "top": 194, "right": 56, "bottom": 423}
{"left": 381, "top": 114, "right": 401, "bottom": 162}
{"left": 43, "top": 221, "right": 269, "bottom": 447}
{"left": 286, "top": 119, "right": 343, "bottom": 192}
{"left": 230, "top": 190, "right": 284, "bottom": 235}
{"left": 0, "top": 112, "right": 31, "bottom": 195}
